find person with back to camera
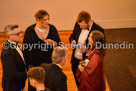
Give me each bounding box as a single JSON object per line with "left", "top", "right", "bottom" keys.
{"left": 69, "top": 10, "right": 105, "bottom": 88}
{"left": 41, "top": 47, "right": 68, "bottom": 91}
{"left": 76, "top": 30, "right": 106, "bottom": 91}
{"left": 27, "top": 66, "right": 50, "bottom": 91}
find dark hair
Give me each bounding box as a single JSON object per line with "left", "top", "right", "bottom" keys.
{"left": 34, "top": 10, "right": 49, "bottom": 20}
{"left": 77, "top": 11, "right": 91, "bottom": 23}
{"left": 91, "top": 30, "right": 106, "bottom": 56}
{"left": 27, "top": 67, "right": 45, "bottom": 83}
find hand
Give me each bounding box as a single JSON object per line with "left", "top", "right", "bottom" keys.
{"left": 44, "top": 39, "right": 57, "bottom": 46}
{"left": 71, "top": 40, "right": 76, "bottom": 44}
{"left": 80, "top": 45, "right": 88, "bottom": 53}
{"left": 78, "top": 64, "right": 85, "bottom": 72}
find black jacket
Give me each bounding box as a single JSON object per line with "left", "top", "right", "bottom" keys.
{"left": 1, "top": 41, "right": 27, "bottom": 91}
{"left": 69, "top": 21, "right": 105, "bottom": 63}
{"left": 41, "top": 63, "right": 67, "bottom": 91}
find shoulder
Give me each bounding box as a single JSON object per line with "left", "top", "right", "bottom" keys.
{"left": 91, "top": 53, "right": 101, "bottom": 60}
{"left": 91, "top": 50, "right": 103, "bottom": 63}
{"left": 92, "top": 22, "right": 104, "bottom": 33}
{"left": 55, "top": 71, "right": 67, "bottom": 82}
{"left": 41, "top": 63, "right": 51, "bottom": 69}
{"left": 1, "top": 46, "right": 15, "bottom": 61}
{"left": 74, "top": 22, "right": 80, "bottom": 29}
{"left": 25, "top": 24, "right": 36, "bottom": 34}
{"left": 2, "top": 41, "right": 14, "bottom": 54}
{"left": 49, "top": 24, "right": 57, "bottom": 30}
{"left": 93, "top": 22, "right": 103, "bottom": 29}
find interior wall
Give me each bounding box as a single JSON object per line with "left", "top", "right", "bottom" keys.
{"left": 0, "top": 0, "right": 136, "bottom": 31}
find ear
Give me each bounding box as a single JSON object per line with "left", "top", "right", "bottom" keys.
{"left": 88, "top": 20, "right": 92, "bottom": 25}
{"left": 30, "top": 78, "right": 36, "bottom": 87}
{"left": 36, "top": 18, "right": 39, "bottom": 22}
{"left": 8, "top": 35, "right": 13, "bottom": 40}
{"left": 61, "top": 59, "right": 66, "bottom": 66}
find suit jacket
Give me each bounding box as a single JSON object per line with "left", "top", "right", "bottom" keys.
{"left": 1, "top": 41, "right": 27, "bottom": 91}
{"left": 41, "top": 63, "right": 67, "bottom": 91}
{"left": 69, "top": 21, "right": 105, "bottom": 63}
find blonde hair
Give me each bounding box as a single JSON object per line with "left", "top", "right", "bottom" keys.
{"left": 52, "top": 47, "right": 68, "bottom": 64}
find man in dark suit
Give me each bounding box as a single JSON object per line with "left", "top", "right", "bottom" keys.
{"left": 69, "top": 10, "right": 105, "bottom": 88}
{"left": 1, "top": 24, "right": 27, "bottom": 91}
{"left": 41, "top": 47, "right": 68, "bottom": 91}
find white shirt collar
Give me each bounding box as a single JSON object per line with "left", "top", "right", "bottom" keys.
{"left": 8, "top": 40, "right": 17, "bottom": 45}
{"left": 53, "top": 63, "right": 62, "bottom": 69}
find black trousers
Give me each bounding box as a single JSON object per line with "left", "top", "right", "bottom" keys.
{"left": 71, "top": 57, "right": 80, "bottom": 88}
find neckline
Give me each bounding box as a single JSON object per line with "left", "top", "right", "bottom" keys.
{"left": 33, "top": 24, "right": 51, "bottom": 42}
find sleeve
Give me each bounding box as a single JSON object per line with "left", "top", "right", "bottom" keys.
{"left": 3, "top": 52, "right": 27, "bottom": 81}
{"left": 69, "top": 22, "right": 79, "bottom": 43}
{"left": 50, "top": 25, "right": 61, "bottom": 46}
{"left": 56, "top": 75, "right": 67, "bottom": 91}
{"left": 76, "top": 68, "right": 82, "bottom": 83}
{"left": 23, "top": 27, "right": 32, "bottom": 68}
{"left": 77, "top": 54, "right": 100, "bottom": 81}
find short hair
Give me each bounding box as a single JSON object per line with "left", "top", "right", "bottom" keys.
{"left": 4, "top": 24, "right": 19, "bottom": 37}
{"left": 91, "top": 30, "right": 106, "bottom": 56}
{"left": 27, "top": 67, "right": 45, "bottom": 83}
{"left": 77, "top": 10, "right": 91, "bottom": 23}
{"left": 34, "top": 10, "right": 49, "bottom": 20}
{"left": 52, "top": 47, "right": 68, "bottom": 64}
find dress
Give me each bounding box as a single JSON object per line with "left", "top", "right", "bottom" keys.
{"left": 76, "top": 49, "right": 106, "bottom": 91}
{"left": 23, "top": 24, "right": 61, "bottom": 67}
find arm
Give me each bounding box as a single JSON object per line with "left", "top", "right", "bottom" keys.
{"left": 3, "top": 52, "right": 27, "bottom": 81}
{"left": 56, "top": 75, "right": 67, "bottom": 91}
{"left": 79, "top": 54, "right": 100, "bottom": 80}
{"left": 23, "top": 27, "right": 32, "bottom": 68}
{"left": 45, "top": 25, "right": 61, "bottom": 46}
{"left": 69, "top": 22, "right": 79, "bottom": 43}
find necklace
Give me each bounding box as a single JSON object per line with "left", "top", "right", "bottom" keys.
{"left": 37, "top": 27, "right": 46, "bottom": 32}
{"left": 86, "top": 48, "right": 95, "bottom": 56}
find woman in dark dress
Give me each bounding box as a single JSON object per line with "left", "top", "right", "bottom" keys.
{"left": 23, "top": 10, "right": 61, "bottom": 91}
{"left": 23, "top": 10, "right": 61, "bottom": 67}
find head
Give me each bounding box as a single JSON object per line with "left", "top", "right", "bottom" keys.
{"left": 34, "top": 10, "right": 50, "bottom": 28}
{"left": 4, "top": 24, "right": 22, "bottom": 42}
{"left": 27, "top": 67, "right": 45, "bottom": 88}
{"left": 88, "top": 30, "right": 106, "bottom": 56}
{"left": 52, "top": 47, "right": 68, "bottom": 66}
{"left": 77, "top": 11, "right": 92, "bottom": 29}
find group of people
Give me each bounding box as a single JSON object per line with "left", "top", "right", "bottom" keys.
{"left": 1, "top": 9, "right": 106, "bottom": 91}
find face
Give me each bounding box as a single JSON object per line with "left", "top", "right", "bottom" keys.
{"left": 37, "top": 15, "right": 50, "bottom": 28}
{"left": 88, "top": 33, "right": 93, "bottom": 44}
{"left": 78, "top": 21, "right": 90, "bottom": 29}
{"left": 8, "top": 27, "right": 22, "bottom": 42}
